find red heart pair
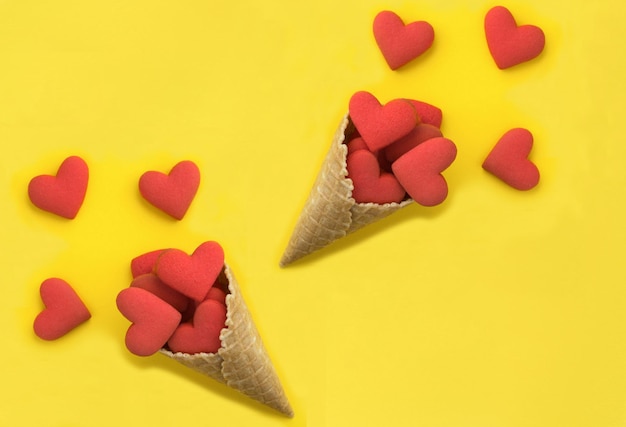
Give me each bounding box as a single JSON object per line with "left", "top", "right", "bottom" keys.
{"left": 118, "top": 242, "right": 227, "bottom": 356}
{"left": 33, "top": 278, "right": 91, "bottom": 340}
{"left": 117, "top": 287, "right": 228, "bottom": 357}
{"left": 130, "top": 242, "right": 224, "bottom": 302}
{"left": 28, "top": 156, "right": 89, "bottom": 219}
{"left": 482, "top": 128, "right": 540, "bottom": 190}
{"left": 139, "top": 160, "right": 200, "bottom": 220}
{"left": 347, "top": 136, "right": 456, "bottom": 206}
{"left": 373, "top": 7, "right": 544, "bottom": 71}
{"left": 28, "top": 157, "right": 200, "bottom": 221}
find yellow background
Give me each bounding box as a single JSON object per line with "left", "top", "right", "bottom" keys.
{"left": 1, "top": 0, "right": 625, "bottom": 426}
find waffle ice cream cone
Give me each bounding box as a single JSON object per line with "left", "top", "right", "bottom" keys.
{"left": 160, "top": 264, "right": 293, "bottom": 417}
{"left": 280, "top": 113, "right": 413, "bottom": 266}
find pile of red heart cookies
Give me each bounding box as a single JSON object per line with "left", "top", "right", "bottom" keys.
{"left": 117, "top": 241, "right": 227, "bottom": 357}
{"left": 346, "top": 91, "right": 456, "bottom": 206}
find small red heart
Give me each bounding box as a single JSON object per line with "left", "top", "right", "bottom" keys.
{"left": 130, "top": 273, "right": 190, "bottom": 313}
{"left": 28, "top": 156, "right": 89, "bottom": 219}
{"left": 482, "top": 128, "right": 540, "bottom": 190}
{"left": 139, "top": 160, "right": 200, "bottom": 220}
{"left": 384, "top": 123, "right": 443, "bottom": 164}
{"left": 33, "top": 278, "right": 91, "bottom": 340}
{"left": 155, "top": 241, "right": 224, "bottom": 302}
{"left": 349, "top": 91, "right": 418, "bottom": 152}
{"left": 116, "top": 287, "right": 182, "bottom": 357}
{"left": 130, "top": 249, "right": 166, "bottom": 278}
{"left": 347, "top": 149, "right": 406, "bottom": 204}
{"left": 484, "top": 6, "right": 545, "bottom": 69}
{"left": 167, "top": 299, "right": 227, "bottom": 354}
{"left": 391, "top": 137, "right": 457, "bottom": 206}
{"left": 373, "top": 10, "right": 434, "bottom": 70}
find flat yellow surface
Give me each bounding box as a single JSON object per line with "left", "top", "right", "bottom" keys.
{"left": 1, "top": 1, "right": 625, "bottom": 426}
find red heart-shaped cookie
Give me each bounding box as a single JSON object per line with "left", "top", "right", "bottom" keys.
{"left": 391, "top": 137, "right": 457, "bottom": 206}
{"left": 373, "top": 10, "right": 435, "bottom": 70}
{"left": 139, "top": 160, "right": 200, "bottom": 220}
{"left": 346, "top": 136, "right": 369, "bottom": 155}
{"left": 130, "top": 249, "right": 166, "bottom": 278}
{"left": 347, "top": 150, "right": 406, "bottom": 204}
{"left": 167, "top": 299, "right": 227, "bottom": 354}
{"left": 482, "top": 128, "right": 540, "bottom": 190}
{"left": 28, "top": 156, "right": 89, "bottom": 219}
{"left": 346, "top": 136, "right": 392, "bottom": 172}
{"left": 384, "top": 123, "right": 443, "bottom": 163}
{"left": 405, "top": 99, "right": 443, "bottom": 128}
{"left": 155, "top": 241, "right": 224, "bottom": 302}
{"left": 349, "top": 91, "right": 418, "bottom": 152}
{"left": 484, "top": 6, "right": 545, "bottom": 69}
{"left": 33, "top": 278, "right": 91, "bottom": 340}
{"left": 130, "top": 273, "right": 190, "bottom": 313}
{"left": 181, "top": 285, "right": 229, "bottom": 322}
{"left": 206, "top": 287, "right": 228, "bottom": 305}
{"left": 116, "top": 287, "right": 182, "bottom": 357}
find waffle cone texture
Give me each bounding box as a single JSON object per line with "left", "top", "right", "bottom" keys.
{"left": 280, "top": 113, "right": 413, "bottom": 266}
{"left": 160, "top": 264, "right": 293, "bottom": 417}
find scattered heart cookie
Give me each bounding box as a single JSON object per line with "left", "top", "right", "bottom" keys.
{"left": 28, "top": 156, "right": 89, "bottom": 219}
{"left": 484, "top": 5, "right": 545, "bottom": 69}
{"left": 138, "top": 160, "right": 200, "bottom": 220}
{"left": 373, "top": 10, "right": 435, "bottom": 70}
{"left": 482, "top": 127, "right": 540, "bottom": 190}
{"left": 33, "top": 278, "right": 91, "bottom": 340}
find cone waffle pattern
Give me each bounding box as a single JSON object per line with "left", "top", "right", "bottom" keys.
{"left": 280, "top": 114, "right": 412, "bottom": 266}
{"left": 161, "top": 264, "right": 293, "bottom": 417}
